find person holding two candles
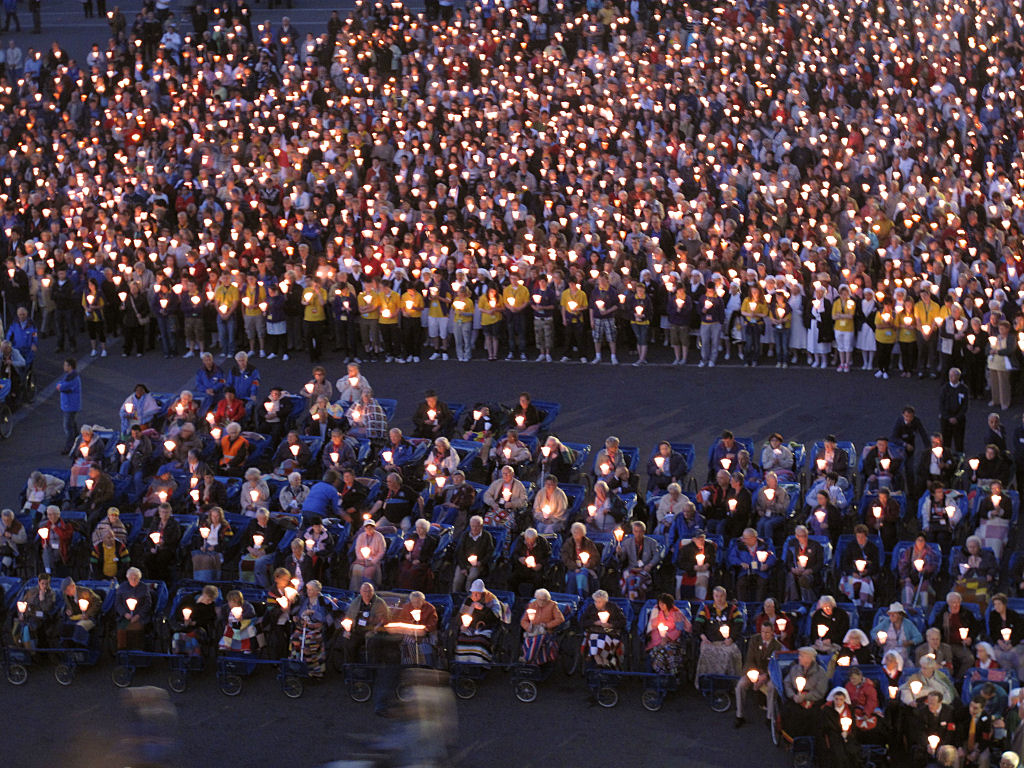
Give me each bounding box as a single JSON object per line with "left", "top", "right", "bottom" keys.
{"left": 728, "top": 528, "right": 776, "bottom": 602}
{"left": 519, "top": 588, "right": 564, "bottom": 665}
{"left": 115, "top": 567, "right": 152, "bottom": 650}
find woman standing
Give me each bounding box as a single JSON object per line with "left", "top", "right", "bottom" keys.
{"left": 856, "top": 289, "right": 878, "bottom": 371}
{"left": 290, "top": 580, "right": 338, "bottom": 677}
{"left": 987, "top": 319, "right": 1014, "bottom": 410}
{"left": 740, "top": 285, "right": 768, "bottom": 367}
{"left": 831, "top": 285, "right": 856, "bottom": 373}
{"left": 874, "top": 298, "right": 896, "bottom": 379}
{"left": 804, "top": 284, "right": 833, "bottom": 369}
{"left": 82, "top": 278, "right": 108, "bottom": 357}
{"left": 787, "top": 281, "right": 807, "bottom": 365}
{"left": 769, "top": 290, "right": 791, "bottom": 368}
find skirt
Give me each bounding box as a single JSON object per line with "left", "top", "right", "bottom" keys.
{"left": 789, "top": 316, "right": 807, "bottom": 351}
{"left": 806, "top": 320, "right": 830, "bottom": 354}
{"left": 455, "top": 628, "right": 494, "bottom": 664}
{"left": 650, "top": 640, "right": 685, "bottom": 676}
{"left": 694, "top": 640, "right": 742, "bottom": 687}
{"left": 584, "top": 631, "right": 623, "bottom": 669}
{"left": 290, "top": 618, "right": 327, "bottom": 677}
{"left": 856, "top": 325, "right": 877, "bottom": 351}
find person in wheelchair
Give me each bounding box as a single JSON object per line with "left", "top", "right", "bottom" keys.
{"left": 391, "top": 591, "right": 439, "bottom": 667}
{"left": 645, "top": 592, "right": 690, "bottom": 677}
{"left": 290, "top": 580, "right": 339, "bottom": 678}
{"left": 115, "top": 567, "right": 153, "bottom": 651}
{"left": 454, "top": 579, "right": 507, "bottom": 665}
{"left": 509, "top": 527, "right": 551, "bottom": 598}
{"left": 519, "top": 588, "right": 564, "bottom": 666}
{"left": 0, "top": 507, "right": 27, "bottom": 575}
{"left": 781, "top": 646, "right": 829, "bottom": 740}
{"left": 694, "top": 586, "right": 744, "bottom": 685}
{"left": 451, "top": 515, "right": 494, "bottom": 593}
{"left": 219, "top": 589, "right": 259, "bottom": 654}
{"left": 12, "top": 572, "right": 58, "bottom": 649}
{"left": 580, "top": 590, "right": 628, "bottom": 670}
{"left": 561, "top": 522, "right": 600, "bottom": 597}
{"left": 58, "top": 577, "right": 102, "bottom": 647}
{"left": 734, "top": 622, "right": 781, "bottom": 729}
{"left": 0, "top": 339, "right": 25, "bottom": 404}
{"left": 170, "top": 584, "right": 220, "bottom": 657}
{"left": 341, "top": 581, "right": 390, "bottom": 664}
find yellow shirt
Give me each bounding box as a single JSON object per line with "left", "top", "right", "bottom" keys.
{"left": 874, "top": 310, "right": 897, "bottom": 344}
{"left": 214, "top": 284, "right": 239, "bottom": 315}
{"left": 358, "top": 289, "right": 380, "bottom": 320}
{"left": 560, "top": 287, "right": 588, "bottom": 322}
{"left": 302, "top": 285, "right": 327, "bottom": 322}
{"left": 741, "top": 299, "right": 769, "bottom": 324}
{"left": 377, "top": 290, "right": 401, "bottom": 325}
{"left": 452, "top": 294, "right": 474, "bottom": 323}
{"left": 242, "top": 284, "right": 267, "bottom": 316}
{"left": 914, "top": 300, "right": 944, "bottom": 330}
{"left": 426, "top": 285, "right": 449, "bottom": 318}
{"left": 502, "top": 284, "right": 529, "bottom": 312}
{"left": 896, "top": 308, "right": 917, "bottom": 343}
{"left": 401, "top": 289, "right": 424, "bottom": 319}
{"left": 831, "top": 297, "right": 857, "bottom": 333}
{"left": 478, "top": 294, "right": 502, "bottom": 326}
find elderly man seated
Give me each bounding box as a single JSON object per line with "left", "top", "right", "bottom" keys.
{"left": 914, "top": 627, "right": 954, "bottom": 673}
{"left": 931, "top": 591, "right": 983, "bottom": 677}
{"left": 593, "top": 435, "right": 631, "bottom": 492}
{"left": 781, "top": 646, "right": 829, "bottom": 740}
{"left": 509, "top": 528, "right": 551, "bottom": 597}
{"left": 899, "top": 654, "right": 956, "bottom": 707}
{"left": 782, "top": 525, "right": 825, "bottom": 603}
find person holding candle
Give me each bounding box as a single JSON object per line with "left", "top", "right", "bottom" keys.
{"left": 142, "top": 503, "right": 182, "bottom": 582}
{"left": 12, "top": 572, "right": 57, "bottom": 649}
{"left": 647, "top": 441, "right": 689, "bottom": 493}
{"left": 939, "top": 367, "right": 971, "bottom": 453}
{"left": 163, "top": 391, "right": 199, "bottom": 439}
{"left": 396, "top": 518, "right": 438, "bottom": 591}
{"left": 734, "top": 621, "right": 781, "bottom": 728}
{"left": 289, "top": 580, "right": 338, "bottom": 678}
{"left": 828, "top": 628, "right": 874, "bottom": 671}
{"left": 193, "top": 352, "right": 226, "bottom": 416}
{"left": 588, "top": 272, "right": 620, "bottom": 365}
{"left": 761, "top": 434, "right": 796, "bottom": 482}
{"left": 115, "top": 567, "right": 152, "bottom": 651}
{"left": 831, "top": 285, "right": 857, "bottom": 374}
{"left": 489, "top": 429, "right": 532, "bottom": 476}
{"left": 532, "top": 475, "right": 569, "bottom": 536}
{"left": 781, "top": 646, "right": 829, "bottom": 741}
{"left": 838, "top": 524, "right": 882, "bottom": 608}
{"left": 728, "top": 527, "right": 776, "bottom": 602}
{"left": 615, "top": 520, "right": 662, "bottom": 602}
{"left": 988, "top": 594, "right": 1024, "bottom": 675}
{"left": 969, "top": 444, "right": 1016, "bottom": 489}
{"left": 988, "top": 320, "right": 1015, "bottom": 411}
{"left": 81, "top": 464, "right": 116, "bottom": 526}
{"left": 349, "top": 518, "right": 387, "bottom": 592}
{"left": 345, "top": 389, "right": 388, "bottom": 442}
{"left": 805, "top": 488, "right": 842, "bottom": 548}
{"left": 862, "top": 436, "right": 902, "bottom": 492}
{"left": 645, "top": 593, "right": 689, "bottom": 676}
{"left": 804, "top": 283, "right": 833, "bottom": 370}
{"left": 910, "top": 690, "right": 958, "bottom": 764}
{"left": 482, "top": 464, "right": 528, "bottom": 543}
{"left": 580, "top": 589, "right": 628, "bottom": 670}
{"left": 753, "top": 472, "right": 790, "bottom": 544}
{"left": 335, "top": 363, "right": 371, "bottom": 407}
{"left": 914, "top": 627, "right": 955, "bottom": 675}
{"left": 509, "top": 528, "right": 551, "bottom": 598}
{"left": 270, "top": 430, "right": 311, "bottom": 477}
{"left": 366, "top": 471, "right": 417, "bottom": 534}
{"left": 933, "top": 591, "right": 986, "bottom": 677}
{"left": 70, "top": 426, "right": 105, "bottom": 491}
{"left": 238, "top": 467, "right": 270, "bottom": 517}
{"left": 170, "top": 584, "right": 219, "bottom": 657}
{"left": 119, "top": 383, "right": 160, "bottom": 436}
{"left": 411, "top": 391, "right": 455, "bottom": 442}
{"left": 422, "top": 436, "right": 460, "bottom": 482}
{"left": 390, "top": 591, "right": 440, "bottom": 667}
{"left": 378, "top": 428, "right": 418, "bottom": 472}
{"left": 454, "top": 579, "right": 507, "bottom": 665}
{"left": 783, "top": 525, "right": 825, "bottom": 603}
{"left": 671, "top": 527, "right": 714, "bottom": 600}
{"left": 212, "top": 272, "right": 240, "bottom": 359}
{"left": 219, "top": 589, "right": 258, "bottom": 654}
{"left": 655, "top": 484, "right": 696, "bottom": 538}
{"left": 697, "top": 284, "right": 725, "bottom": 368}
{"left": 739, "top": 284, "right": 768, "bottom": 367}
{"left": 191, "top": 505, "right": 233, "bottom": 581}
{"left": 81, "top": 277, "right": 108, "bottom": 358}
{"left": 257, "top": 388, "right": 293, "bottom": 446}
{"left": 519, "top": 588, "right": 564, "bottom": 665}
{"left": 583, "top": 481, "right": 625, "bottom": 537}
{"left": 37, "top": 505, "right": 75, "bottom": 577}
{"left": 809, "top": 596, "right": 850, "bottom": 655}
{"left": 56, "top": 576, "right": 99, "bottom": 647}
{"left": 625, "top": 281, "right": 652, "bottom": 367}
{"left": 452, "top": 516, "right": 494, "bottom": 593}
{"left": 237, "top": 508, "right": 282, "bottom": 587}
{"left": 139, "top": 465, "right": 178, "bottom": 518}
{"left": 768, "top": 289, "right": 792, "bottom": 369}
{"left": 507, "top": 393, "right": 541, "bottom": 438}
{"left": 560, "top": 522, "right": 600, "bottom": 597}
{"left": 211, "top": 388, "right": 248, "bottom": 431}
{"left": 875, "top": 601, "right": 925, "bottom": 667}
{"left": 558, "top": 278, "right": 589, "bottom": 363}
{"left": 592, "top": 435, "right": 631, "bottom": 492}
{"left": 820, "top": 687, "right": 862, "bottom": 768}
{"left": 535, "top": 435, "right": 576, "bottom": 485}
{"left": 692, "top": 585, "right": 742, "bottom": 681}
{"left": 752, "top": 598, "right": 796, "bottom": 650}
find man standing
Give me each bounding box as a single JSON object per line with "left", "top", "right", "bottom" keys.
{"left": 939, "top": 367, "right": 969, "bottom": 452}
{"left": 56, "top": 358, "right": 80, "bottom": 454}
{"left": 29, "top": 0, "right": 40, "bottom": 33}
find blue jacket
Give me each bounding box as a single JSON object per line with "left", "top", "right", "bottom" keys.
{"left": 194, "top": 365, "right": 226, "bottom": 396}
{"left": 229, "top": 366, "right": 260, "bottom": 400}
{"left": 57, "top": 371, "right": 81, "bottom": 413}
{"left": 302, "top": 481, "right": 340, "bottom": 517}
{"left": 6, "top": 320, "right": 37, "bottom": 363}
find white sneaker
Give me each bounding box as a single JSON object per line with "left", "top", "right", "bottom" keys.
{"left": 591, "top": 355, "right": 602, "bottom": 364}
{"left": 882, "top": 372, "right": 889, "bottom": 379}
{"left": 708, "top": 361, "right": 715, "bottom": 367}
{"left": 579, "top": 356, "right": 587, "bottom": 363}
{"left": 536, "top": 353, "right": 545, "bottom": 362}
{"left": 282, "top": 353, "right": 289, "bottom": 361}
{"left": 259, "top": 350, "right": 265, "bottom": 358}
{"left": 610, "top": 355, "right": 618, "bottom": 365}
{"left": 385, "top": 355, "right": 393, "bottom": 363}
{"left": 441, "top": 352, "right": 449, "bottom": 361}
{"left": 248, "top": 349, "right": 256, "bottom": 357}
{"left": 413, "top": 356, "right": 421, "bottom": 363}
{"left": 395, "top": 357, "right": 406, "bottom": 364}
{"left": 698, "top": 361, "right": 706, "bottom": 367}
{"left": 101, "top": 349, "right": 107, "bottom": 357}
{"left": 545, "top": 354, "right": 552, "bottom": 362}
{"left": 90, "top": 349, "right": 97, "bottom": 357}
{"left": 520, "top": 353, "right": 526, "bottom": 361}
{"left": 874, "top": 370, "right": 883, "bottom": 378}
{"left": 267, "top": 353, "right": 277, "bottom": 360}
{"left": 183, "top": 350, "right": 195, "bottom": 359}
{"left": 559, "top": 355, "right": 570, "bottom": 362}
{"left": 429, "top": 352, "right": 440, "bottom": 361}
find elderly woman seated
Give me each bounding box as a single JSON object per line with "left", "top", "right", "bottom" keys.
{"left": 532, "top": 475, "right": 569, "bottom": 535}
{"left": 490, "top": 429, "right": 532, "bottom": 475}
{"left": 219, "top": 589, "right": 259, "bottom": 654}
{"left": 585, "top": 480, "right": 626, "bottom": 535}
{"left": 239, "top": 467, "right": 270, "bottom": 517}
{"left": 976, "top": 482, "right": 1013, "bottom": 560}
{"left": 0, "top": 508, "right": 27, "bottom": 575}
{"left": 396, "top": 518, "right": 437, "bottom": 591}
{"left": 349, "top": 519, "right": 387, "bottom": 592}
{"left": 652, "top": 483, "right": 689, "bottom": 536}
{"left": 872, "top": 601, "right": 923, "bottom": 665}
{"left": 580, "top": 590, "right": 628, "bottom": 670}
{"left": 115, "top": 567, "right": 153, "bottom": 650}
{"left": 828, "top": 629, "right": 873, "bottom": 670}
{"left": 12, "top": 572, "right": 58, "bottom": 649}
{"left": 593, "top": 435, "right": 631, "bottom": 492}
{"left": 290, "top": 580, "right": 339, "bottom": 677}
{"left": 164, "top": 390, "right": 199, "bottom": 437}
{"left": 761, "top": 433, "right": 796, "bottom": 482}
{"left": 423, "top": 437, "right": 459, "bottom": 482}
{"left": 454, "top": 579, "right": 508, "bottom": 665}
{"left": 270, "top": 431, "right": 312, "bottom": 477}
{"left": 951, "top": 536, "right": 999, "bottom": 601}
{"left": 519, "top": 589, "right": 565, "bottom": 665}
{"left": 390, "top": 591, "right": 439, "bottom": 667}
{"left": 535, "top": 435, "right": 575, "bottom": 483}
{"left": 988, "top": 593, "right": 1024, "bottom": 674}
{"left": 561, "top": 522, "right": 601, "bottom": 597}
{"left": 646, "top": 592, "right": 691, "bottom": 677}
{"left": 693, "top": 586, "right": 743, "bottom": 685}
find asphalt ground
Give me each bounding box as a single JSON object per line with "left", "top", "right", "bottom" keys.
{"left": 0, "top": 3, "right": 1011, "bottom": 768}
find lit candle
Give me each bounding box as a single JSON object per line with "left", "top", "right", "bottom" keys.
{"left": 1002, "top": 627, "right": 1012, "bottom": 642}
{"left": 342, "top": 618, "right": 353, "bottom": 631}
{"left": 231, "top": 606, "right": 242, "bottom": 620}
{"left": 527, "top": 608, "right": 537, "bottom": 623}
{"left": 764, "top": 488, "right": 775, "bottom": 501}
{"left": 150, "top": 531, "right": 161, "bottom": 545}
{"left": 959, "top": 627, "right": 969, "bottom": 641}
{"left": 200, "top": 526, "right": 210, "bottom": 539}
{"left": 797, "top": 554, "right": 808, "bottom": 568}
{"left": 720, "top": 624, "right": 730, "bottom": 639}
{"left": 39, "top": 526, "right": 50, "bottom": 541}
{"left": 580, "top": 551, "right": 590, "bottom": 565}
{"left": 927, "top": 734, "right": 939, "bottom": 752}
{"left": 290, "top": 444, "right": 300, "bottom": 457}
{"left": 164, "top": 439, "right": 176, "bottom": 452}
{"left": 126, "top": 597, "right": 137, "bottom": 612}
{"left": 969, "top": 458, "right": 980, "bottom": 470}
{"left": 721, "top": 457, "right": 732, "bottom": 470}
{"left": 776, "top": 618, "right": 786, "bottom": 631}
{"left": 817, "top": 624, "right": 828, "bottom": 638}
{"left": 411, "top": 609, "right": 421, "bottom": 623}
{"left": 840, "top": 716, "right": 852, "bottom": 732}
{"left": 855, "top": 559, "right": 866, "bottom": 572}
{"left": 405, "top": 539, "right": 415, "bottom": 552}
{"left": 614, "top": 528, "right": 624, "bottom": 542}
{"left": 436, "top": 476, "right": 447, "bottom": 489}
{"left": 360, "top": 546, "right": 371, "bottom": 559}
{"left": 914, "top": 558, "right": 924, "bottom": 572}
{"left": 252, "top": 534, "right": 264, "bottom": 548}
{"left": 78, "top": 598, "right": 89, "bottom": 612}
{"left": 461, "top": 613, "right": 472, "bottom": 628}
{"left": 816, "top": 458, "right": 826, "bottom": 471}
{"left": 794, "top": 675, "right": 805, "bottom": 693}
{"left": 654, "top": 456, "right": 665, "bottom": 469}
{"left": 876, "top": 630, "right": 887, "bottom": 645}
{"left": 658, "top": 622, "right": 668, "bottom": 634}
{"left": 16, "top": 600, "right": 26, "bottom": 614}
{"left": 182, "top": 607, "right": 193, "bottom": 622}
{"left": 525, "top": 555, "right": 536, "bottom": 569}
{"left": 695, "top": 552, "right": 705, "bottom": 566}
{"left": 598, "top": 610, "right": 610, "bottom": 624}
{"left": 467, "top": 554, "right": 478, "bottom": 567}
{"left": 756, "top": 550, "right": 768, "bottom": 564}
{"left": 382, "top": 450, "right": 393, "bottom": 464}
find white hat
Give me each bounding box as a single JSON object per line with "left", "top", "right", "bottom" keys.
{"left": 470, "top": 579, "right": 486, "bottom": 593}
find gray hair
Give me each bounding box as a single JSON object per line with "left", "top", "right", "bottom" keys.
{"left": 288, "top": 471, "right": 302, "bottom": 483}
{"left": 570, "top": 521, "right": 586, "bottom": 536}
{"left": 534, "top": 588, "right": 551, "bottom": 601}
{"left": 469, "top": 515, "right": 483, "bottom": 526}
{"left": 524, "top": 527, "right": 538, "bottom": 540}
{"left": 415, "top": 518, "right": 430, "bottom": 534}
{"left": 126, "top": 566, "right": 142, "bottom": 580}
{"left": 593, "top": 589, "right": 609, "bottom": 600}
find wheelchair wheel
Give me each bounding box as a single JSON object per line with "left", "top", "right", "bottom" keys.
{"left": 596, "top": 686, "right": 618, "bottom": 708}
{"left": 112, "top": 665, "right": 133, "bottom": 688}
{"left": 348, "top": 680, "right": 373, "bottom": 703}
{"left": 7, "top": 663, "right": 28, "bottom": 686}
{"left": 770, "top": 713, "right": 781, "bottom": 746}
{"left": 282, "top": 676, "right": 303, "bottom": 699}
{"left": 220, "top": 674, "right": 243, "bottom": 696}
{"left": 0, "top": 404, "right": 12, "bottom": 440}
{"left": 514, "top": 679, "right": 538, "bottom": 703}
{"left": 54, "top": 663, "right": 75, "bottom": 686}
{"left": 168, "top": 670, "right": 188, "bottom": 693}
{"left": 711, "top": 690, "right": 732, "bottom": 713}
{"left": 395, "top": 682, "right": 415, "bottom": 703}
{"left": 641, "top": 689, "right": 664, "bottom": 712}
{"left": 23, "top": 371, "right": 35, "bottom": 404}
{"left": 454, "top": 677, "right": 477, "bottom": 700}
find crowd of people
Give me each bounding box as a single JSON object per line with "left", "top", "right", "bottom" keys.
{"left": 1, "top": 0, "right": 1024, "bottom": 762}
